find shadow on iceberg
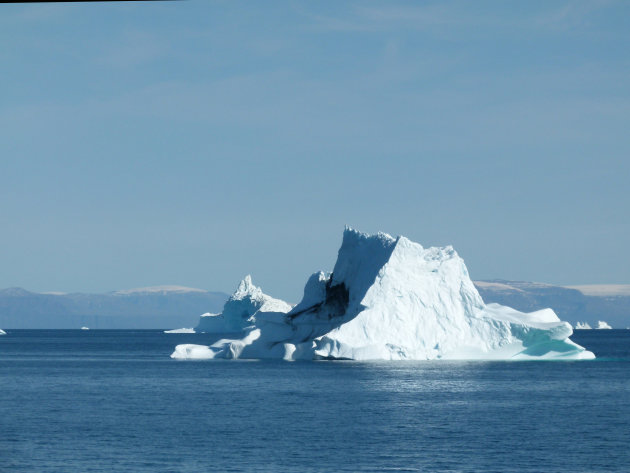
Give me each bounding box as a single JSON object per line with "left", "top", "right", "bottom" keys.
{"left": 172, "top": 228, "right": 595, "bottom": 361}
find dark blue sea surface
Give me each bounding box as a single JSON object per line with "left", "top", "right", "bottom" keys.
{"left": 1, "top": 329, "right": 629, "bottom": 472}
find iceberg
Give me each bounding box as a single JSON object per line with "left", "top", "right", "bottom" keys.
{"left": 164, "top": 328, "right": 196, "bottom": 334}
{"left": 575, "top": 322, "right": 592, "bottom": 330}
{"left": 172, "top": 228, "right": 595, "bottom": 361}
{"left": 0, "top": 329, "right": 6, "bottom": 335}
{"left": 194, "top": 275, "right": 292, "bottom": 333}
{"left": 80, "top": 326, "right": 89, "bottom": 330}
{"left": 596, "top": 321, "right": 612, "bottom": 329}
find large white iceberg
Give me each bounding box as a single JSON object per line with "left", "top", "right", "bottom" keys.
{"left": 596, "top": 320, "right": 612, "bottom": 329}
{"left": 173, "top": 228, "right": 594, "bottom": 361}
{"left": 0, "top": 329, "right": 6, "bottom": 335}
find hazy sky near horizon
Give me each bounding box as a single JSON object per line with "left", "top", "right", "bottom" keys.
{"left": 1, "top": 1, "right": 629, "bottom": 300}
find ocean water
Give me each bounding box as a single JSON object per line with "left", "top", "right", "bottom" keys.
{"left": 1, "top": 330, "right": 629, "bottom": 473}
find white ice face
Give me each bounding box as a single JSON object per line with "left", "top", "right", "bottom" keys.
{"left": 194, "top": 276, "right": 292, "bottom": 333}
{"left": 174, "top": 228, "right": 595, "bottom": 361}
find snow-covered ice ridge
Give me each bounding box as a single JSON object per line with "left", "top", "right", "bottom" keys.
{"left": 173, "top": 228, "right": 595, "bottom": 361}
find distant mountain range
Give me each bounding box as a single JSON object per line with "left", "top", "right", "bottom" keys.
{"left": 0, "top": 281, "right": 628, "bottom": 329}
{"left": 474, "top": 281, "right": 630, "bottom": 328}
{"left": 0, "top": 286, "right": 228, "bottom": 329}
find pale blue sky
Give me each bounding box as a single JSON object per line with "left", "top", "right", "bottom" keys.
{"left": 1, "top": 1, "right": 629, "bottom": 300}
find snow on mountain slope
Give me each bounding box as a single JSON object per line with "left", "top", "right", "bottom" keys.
{"left": 114, "top": 285, "right": 207, "bottom": 295}
{"left": 474, "top": 281, "right": 526, "bottom": 293}
{"left": 173, "top": 228, "right": 594, "bottom": 361}
{"left": 565, "top": 285, "right": 630, "bottom": 297}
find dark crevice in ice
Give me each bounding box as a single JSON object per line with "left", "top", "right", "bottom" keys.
{"left": 288, "top": 276, "right": 349, "bottom": 322}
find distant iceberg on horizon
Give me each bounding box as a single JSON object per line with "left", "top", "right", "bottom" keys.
{"left": 173, "top": 228, "right": 595, "bottom": 361}
{"left": 164, "top": 328, "right": 196, "bottom": 334}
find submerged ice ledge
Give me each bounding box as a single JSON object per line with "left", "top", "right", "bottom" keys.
{"left": 172, "top": 228, "right": 595, "bottom": 361}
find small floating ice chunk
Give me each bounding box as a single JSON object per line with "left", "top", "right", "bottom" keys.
{"left": 0, "top": 329, "right": 6, "bottom": 335}
{"left": 171, "top": 344, "right": 218, "bottom": 359}
{"left": 80, "top": 326, "right": 90, "bottom": 330}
